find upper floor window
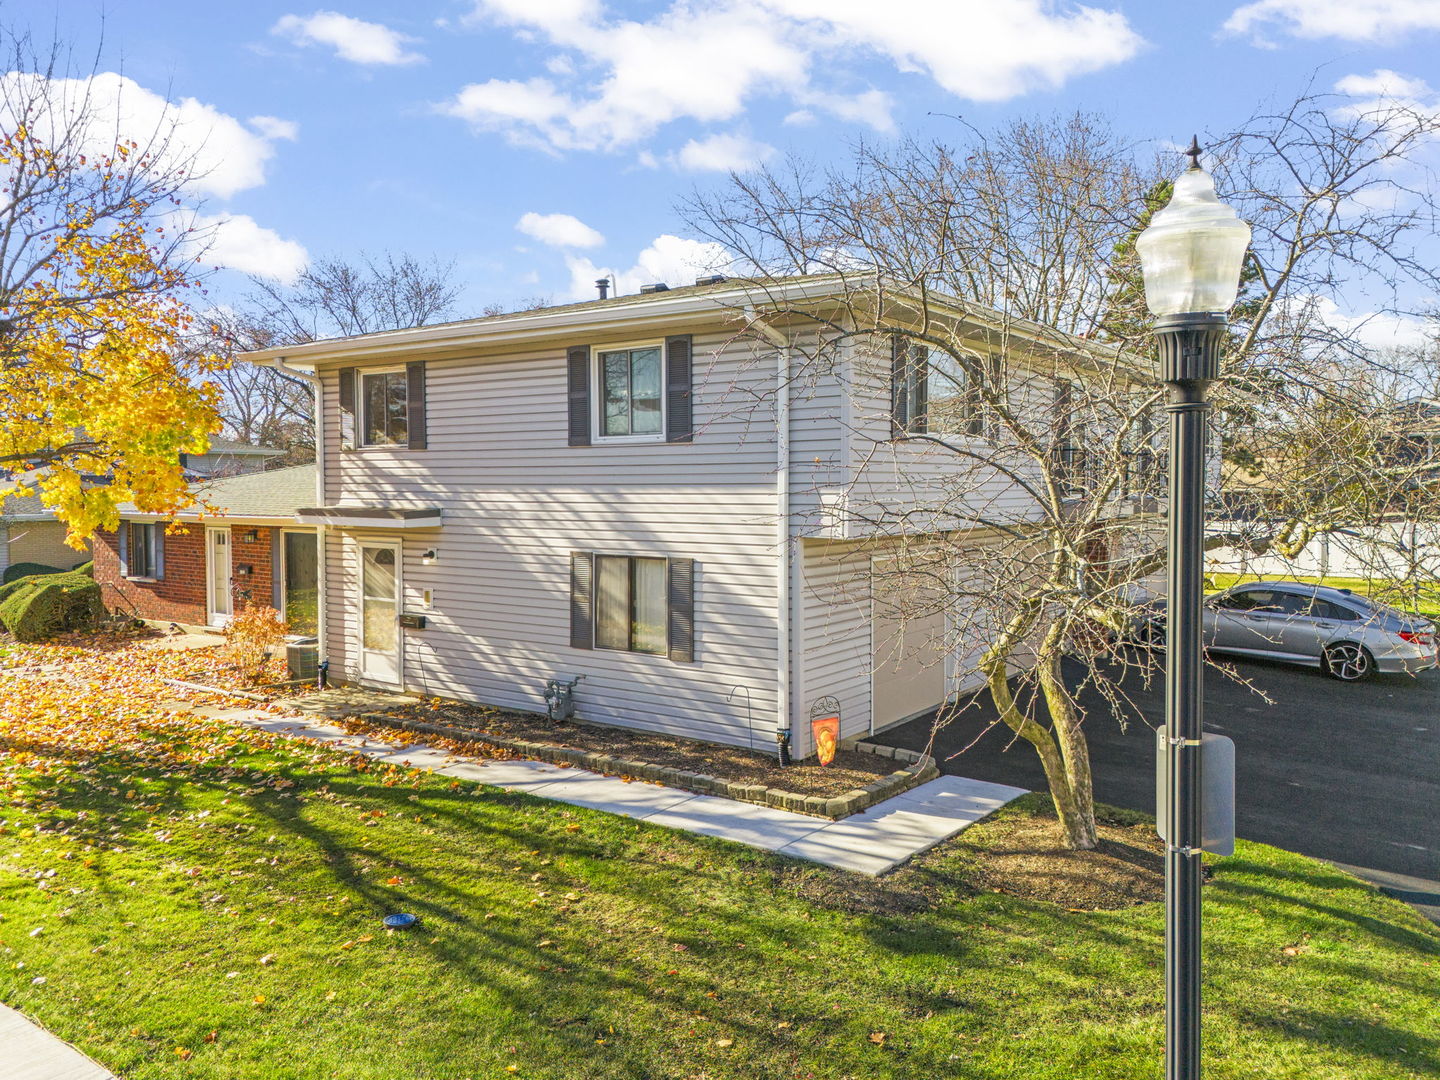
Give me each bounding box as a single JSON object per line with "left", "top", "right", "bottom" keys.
{"left": 893, "top": 341, "right": 983, "bottom": 437}
{"left": 363, "top": 369, "right": 409, "bottom": 447}
{"left": 598, "top": 345, "right": 663, "bottom": 439}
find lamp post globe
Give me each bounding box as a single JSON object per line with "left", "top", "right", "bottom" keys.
{"left": 1136, "top": 140, "right": 1250, "bottom": 1080}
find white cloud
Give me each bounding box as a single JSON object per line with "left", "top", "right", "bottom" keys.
{"left": 449, "top": 0, "right": 1138, "bottom": 152}
{"left": 673, "top": 133, "right": 775, "bottom": 172}
{"left": 1311, "top": 296, "right": 1434, "bottom": 350}
{"left": 195, "top": 213, "right": 309, "bottom": 283}
{"left": 1224, "top": 0, "right": 1440, "bottom": 42}
{"left": 0, "top": 71, "right": 291, "bottom": 199}
{"left": 249, "top": 115, "right": 300, "bottom": 141}
{"left": 516, "top": 211, "right": 605, "bottom": 247}
{"left": 273, "top": 11, "right": 424, "bottom": 65}
{"left": 563, "top": 234, "right": 730, "bottom": 300}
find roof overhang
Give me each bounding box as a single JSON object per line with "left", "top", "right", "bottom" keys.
{"left": 296, "top": 506, "right": 443, "bottom": 529}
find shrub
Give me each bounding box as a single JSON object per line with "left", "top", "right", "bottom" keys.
{"left": 72, "top": 560, "right": 94, "bottom": 577}
{"left": 2, "top": 561, "right": 63, "bottom": 584}
{"left": 0, "top": 572, "right": 105, "bottom": 642}
{"left": 224, "top": 605, "right": 289, "bottom": 686}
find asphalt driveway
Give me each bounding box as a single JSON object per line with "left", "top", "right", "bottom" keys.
{"left": 869, "top": 654, "right": 1440, "bottom": 922}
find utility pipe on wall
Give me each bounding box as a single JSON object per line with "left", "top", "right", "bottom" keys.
{"left": 746, "top": 310, "right": 794, "bottom": 762}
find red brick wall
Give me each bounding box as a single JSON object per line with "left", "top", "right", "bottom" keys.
{"left": 95, "top": 524, "right": 207, "bottom": 625}
{"left": 94, "top": 524, "right": 280, "bottom": 626}
{"left": 230, "top": 527, "right": 277, "bottom": 611}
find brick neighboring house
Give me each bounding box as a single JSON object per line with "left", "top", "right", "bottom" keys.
{"left": 94, "top": 465, "right": 318, "bottom": 632}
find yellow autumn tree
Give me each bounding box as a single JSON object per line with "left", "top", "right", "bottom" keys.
{"left": 0, "top": 51, "right": 225, "bottom": 543}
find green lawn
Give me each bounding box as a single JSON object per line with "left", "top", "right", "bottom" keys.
{"left": 2, "top": 726, "right": 1436, "bottom": 1079}
{"left": 1206, "top": 572, "right": 1440, "bottom": 622}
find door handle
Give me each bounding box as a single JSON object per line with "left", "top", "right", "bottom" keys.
{"left": 1316, "top": 622, "right": 1336, "bottom": 629}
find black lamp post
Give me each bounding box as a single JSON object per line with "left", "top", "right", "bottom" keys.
{"left": 1136, "top": 139, "right": 1251, "bottom": 1080}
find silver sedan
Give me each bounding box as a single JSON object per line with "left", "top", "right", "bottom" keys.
{"left": 1136, "top": 582, "right": 1439, "bottom": 681}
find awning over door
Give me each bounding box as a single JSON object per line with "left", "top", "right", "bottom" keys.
{"left": 296, "top": 506, "right": 442, "bottom": 529}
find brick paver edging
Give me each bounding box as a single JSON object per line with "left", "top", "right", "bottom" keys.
{"left": 351, "top": 711, "right": 937, "bottom": 820}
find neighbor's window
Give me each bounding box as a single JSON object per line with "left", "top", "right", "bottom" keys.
{"left": 599, "top": 346, "right": 663, "bottom": 438}
{"left": 595, "top": 555, "right": 667, "bottom": 655}
{"left": 126, "top": 522, "right": 161, "bottom": 579}
{"left": 362, "top": 370, "right": 408, "bottom": 447}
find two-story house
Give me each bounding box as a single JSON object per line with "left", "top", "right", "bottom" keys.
{"left": 237, "top": 275, "right": 1113, "bottom": 760}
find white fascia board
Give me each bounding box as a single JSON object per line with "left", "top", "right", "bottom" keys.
{"left": 238, "top": 278, "right": 847, "bottom": 371}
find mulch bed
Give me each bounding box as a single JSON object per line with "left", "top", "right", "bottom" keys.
{"left": 371, "top": 699, "right": 897, "bottom": 799}
{"left": 949, "top": 797, "right": 1193, "bottom": 909}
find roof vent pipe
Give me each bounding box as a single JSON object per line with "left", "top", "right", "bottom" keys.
{"left": 639, "top": 282, "right": 670, "bottom": 294}
{"left": 694, "top": 274, "right": 727, "bottom": 286}
{"left": 595, "top": 277, "right": 610, "bottom": 300}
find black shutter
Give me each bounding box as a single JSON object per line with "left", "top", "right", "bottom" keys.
{"left": 567, "top": 346, "right": 591, "bottom": 446}
{"left": 338, "top": 367, "right": 357, "bottom": 450}
{"left": 667, "top": 557, "right": 695, "bottom": 664}
{"left": 911, "top": 346, "right": 929, "bottom": 435}
{"left": 570, "top": 551, "right": 594, "bottom": 649}
{"left": 406, "top": 361, "right": 427, "bottom": 450}
{"left": 665, "top": 334, "right": 694, "bottom": 443}
{"left": 890, "top": 335, "right": 908, "bottom": 438}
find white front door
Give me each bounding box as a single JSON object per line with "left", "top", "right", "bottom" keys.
{"left": 206, "top": 528, "right": 233, "bottom": 627}
{"left": 358, "top": 543, "right": 401, "bottom": 684}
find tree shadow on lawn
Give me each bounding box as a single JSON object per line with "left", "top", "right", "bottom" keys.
{"left": 15, "top": 736, "right": 1440, "bottom": 1079}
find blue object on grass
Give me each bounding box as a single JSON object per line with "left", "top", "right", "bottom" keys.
{"left": 383, "top": 913, "right": 418, "bottom": 929}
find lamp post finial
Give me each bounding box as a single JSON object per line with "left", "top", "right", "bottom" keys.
{"left": 1185, "top": 136, "right": 1202, "bottom": 170}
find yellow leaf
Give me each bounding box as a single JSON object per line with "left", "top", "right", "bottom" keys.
{"left": 253, "top": 995, "right": 265, "bottom": 1005}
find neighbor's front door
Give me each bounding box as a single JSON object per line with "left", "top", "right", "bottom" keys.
{"left": 358, "top": 543, "right": 401, "bottom": 684}
{"left": 206, "top": 527, "right": 233, "bottom": 628}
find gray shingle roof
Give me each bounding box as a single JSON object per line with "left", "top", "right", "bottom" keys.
{"left": 191, "top": 464, "right": 317, "bottom": 519}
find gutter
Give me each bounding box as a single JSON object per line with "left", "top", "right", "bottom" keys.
{"left": 263, "top": 356, "right": 328, "bottom": 670}
{"left": 747, "top": 310, "right": 794, "bottom": 763}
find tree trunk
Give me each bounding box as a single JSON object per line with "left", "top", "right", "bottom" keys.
{"left": 1035, "top": 649, "right": 1098, "bottom": 849}
{"left": 983, "top": 648, "right": 1098, "bottom": 850}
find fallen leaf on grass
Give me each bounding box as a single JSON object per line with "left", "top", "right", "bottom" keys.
{"left": 715, "top": 1038, "right": 734, "bottom": 1048}
{"left": 868, "top": 1032, "right": 887, "bottom": 1045}
{"left": 175, "top": 1047, "right": 192, "bottom": 1060}
{"left": 204, "top": 1032, "right": 217, "bottom": 1043}
{"left": 258, "top": 953, "right": 276, "bottom": 965}
{"left": 252, "top": 995, "right": 265, "bottom": 1005}
{"left": 385, "top": 876, "right": 403, "bottom": 886}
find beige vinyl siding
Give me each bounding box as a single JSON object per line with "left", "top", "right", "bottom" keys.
{"left": 2, "top": 521, "right": 86, "bottom": 573}
{"left": 795, "top": 538, "right": 874, "bottom": 757}
{"left": 317, "top": 327, "right": 784, "bottom": 750}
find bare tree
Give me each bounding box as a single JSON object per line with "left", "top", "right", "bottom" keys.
{"left": 684, "top": 101, "right": 1440, "bottom": 849}
{"left": 207, "top": 253, "right": 466, "bottom": 461}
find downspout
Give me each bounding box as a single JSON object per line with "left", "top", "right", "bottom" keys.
{"left": 268, "top": 356, "right": 327, "bottom": 675}
{"left": 748, "top": 310, "right": 793, "bottom": 764}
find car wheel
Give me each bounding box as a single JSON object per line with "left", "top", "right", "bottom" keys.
{"left": 1139, "top": 621, "right": 1166, "bottom": 650}
{"left": 1323, "top": 641, "right": 1373, "bottom": 682}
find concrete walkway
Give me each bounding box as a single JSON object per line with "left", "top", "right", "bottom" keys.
{"left": 0, "top": 1005, "right": 116, "bottom": 1080}
{"left": 229, "top": 710, "right": 1027, "bottom": 875}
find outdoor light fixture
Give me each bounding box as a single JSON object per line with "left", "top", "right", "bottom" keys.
{"left": 241, "top": 530, "right": 260, "bottom": 543}
{"left": 1136, "top": 138, "right": 1250, "bottom": 1080}
{"left": 420, "top": 548, "right": 438, "bottom": 565}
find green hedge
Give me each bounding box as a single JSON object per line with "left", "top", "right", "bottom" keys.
{"left": 0, "top": 571, "right": 105, "bottom": 642}
{"left": 2, "top": 561, "right": 64, "bottom": 585}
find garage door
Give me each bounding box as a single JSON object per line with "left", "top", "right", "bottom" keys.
{"left": 871, "top": 560, "right": 948, "bottom": 731}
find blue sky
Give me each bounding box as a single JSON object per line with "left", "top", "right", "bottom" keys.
{"left": 10, "top": 0, "right": 1440, "bottom": 324}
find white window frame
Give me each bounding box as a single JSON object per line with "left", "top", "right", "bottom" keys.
{"left": 124, "top": 522, "right": 161, "bottom": 581}
{"left": 359, "top": 366, "right": 409, "bottom": 449}
{"left": 592, "top": 551, "right": 670, "bottom": 656}
{"left": 592, "top": 341, "right": 666, "bottom": 444}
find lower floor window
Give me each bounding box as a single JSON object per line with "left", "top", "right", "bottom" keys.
{"left": 595, "top": 555, "right": 667, "bottom": 655}
{"left": 127, "top": 522, "right": 160, "bottom": 579}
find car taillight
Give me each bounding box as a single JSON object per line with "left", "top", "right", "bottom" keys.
{"left": 1397, "top": 630, "right": 1434, "bottom": 645}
